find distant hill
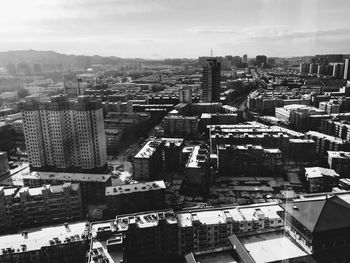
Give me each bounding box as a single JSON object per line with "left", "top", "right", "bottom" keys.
{"left": 0, "top": 49, "right": 149, "bottom": 73}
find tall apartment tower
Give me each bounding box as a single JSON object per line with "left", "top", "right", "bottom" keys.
{"left": 242, "top": 54, "right": 248, "bottom": 64}
{"left": 19, "top": 95, "right": 107, "bottom": 172}
{"left": 344, "top": 59, "right": 350, "bottom": 80}
{"left": 179, "top": 86, "right": 192, "bottom": 104}
{"left": 201, "top": 58, "right": 221, "bottom": 102}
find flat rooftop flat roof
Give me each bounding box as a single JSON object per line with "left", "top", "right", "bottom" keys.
{"left": 176, "top": 203, "right": 283, "bottom": 228}
{"left": 22, "top": 170, "right": 111, "bottom": 183}
{"left": 194, "top": 251, "right": 238, "bottom": 263}
{"left": 105, "top": 180, "right": 166, "bottom": 196}
{"left": 240, "top": 231, "right": 307, "bottom": 263}
{"left": 328, "top": 151, "right": 350, "bottom": 159}
{"left": 307, "top": 131, "right": 345, "bottom": 143}
{"left": 0, "top": 221, "right": 87, "bottom": 255}
{"left": 134, "top": 140, "right": 163, "bottom": 159}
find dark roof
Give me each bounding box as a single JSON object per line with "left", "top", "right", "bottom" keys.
{"left": 283, "top": 196, "right": 350, "bottom": 233}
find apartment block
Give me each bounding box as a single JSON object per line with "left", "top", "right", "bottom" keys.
{"left": 328, "top": 151, "right": 350, "bottom": 177}
{"left": 18, "top": 95, "right": 107, "bottom": 173}
{"left": 133, "top": 140, "right": 164, "bottom": 181}
{"left": 0, "top": 183, "right": 83, "bottom": 231}
{"left": 0, "top": 221, "right": 89, "bottom": 263}
{"left": 306, "top": 131, "right": 350, "bottom": 155}
{"left": 105, "top": 180, "right": 166, "bottom": 217}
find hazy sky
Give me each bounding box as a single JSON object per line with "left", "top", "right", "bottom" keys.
{"left": 1, "top": 0, "right": 350, "bottom": 58}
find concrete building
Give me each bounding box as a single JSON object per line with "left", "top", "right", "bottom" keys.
{"left": 328, "top": 151, "right": 350, "bottom": 178}
{"left": 163, "top": 115, "right": 198, "bottom": 137}
{"left": 288, "top": 139, "right": 316, "bottom": 161}
{"left": 105, "top": 180, "right": 166, "bottom": 217}
{"left": 0, "top": 221, "right": 89, "bottom": 263}
{"left": 113, "top": 209, "right": 178, "bottom": 263}
{"left": 217, "top": 144, "right": 282, "bottom": 177}
{"left": 19, "top": 95, "right": 107, "bottom": 173}
{"left": 319, "top": 100, "right": 340, "bottom": 114}
{"left": 0, "top": 183, "right": 83, "bottom": 231}
{"left": 0, "top": 152, "right": 9, "bottom": 178}
{"left": 256, "top": 55, "right": 267, "bottom": 67}
{"left": 304, "top": 167, "right": 340, "bottom": 193}
{"left": 282, "top": 195, "right": 350, "bottom": 255}
{"left": 179, "top": 86, "right": 192, "bottom": 104}
{"left": 177, "top": 203, "right": 284, "bottom": 256}
{"left": 300, "top": 62, "right": 310, "bottom": 74}
{"left": 201, "top": 58, "right": 221, "bottom": 102}
{"left": 184, "top": 145, "right": 210, "bottom": 194}
{"left": 162, "top": 138, "right": 184, "bottom": 172}
{"left": 306, "top": 131, "right": 350, "bottom": 155}
{"left": 133, "top": 140, "right": 164, "bottom": 181}
{"left": 320, "top": 119, "right": 350, "bottom": 141}
{"left": 21, "top": 169, "right": 111, "bottom": 205}
{"left": 344, "top": 59, "right": 350, "bottom": 80}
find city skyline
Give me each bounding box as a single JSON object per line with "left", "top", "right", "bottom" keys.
{"left": 1, "top": 0, "right": 350, "bottom": 59}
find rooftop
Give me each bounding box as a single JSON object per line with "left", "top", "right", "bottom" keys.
{"left": 328, "top": 151, "right": 350, "bottom": 159}
{"left": 105, "top": 180, "right": 166, "bottom": 196}
{"left": 0, "top": 221, "right": 88, "bottom": 255}
{"left": 115, "top": 209, "right": 177, "bottom": 230}
{"left": 23, "top": 170, "right": 111, "bottom": 183}
{"left": 305, "top": 167, "right": 339, "bottom": 179}
{"left": 306, "top": 131, "right": 345, "bottom": 143}
{"left": 134, "top": 140, "right": 163, "bottom": 159}
{"left": 176, "top": 203, "right": 283, "bottom": 228}
{"left": 239, "top": 231, "right": 307, "bottom": 263}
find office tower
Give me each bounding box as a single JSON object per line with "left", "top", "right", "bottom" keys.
{"left": 179, "top": 86, "right": 192, "bottom": 103}
{"left": 344, "top": 59, "right": 350, "bottom": 80}
{"left": 19, "top": 95, "right": 107, "bottom": 172}
{"left": 201, "top": 58, "right": 221, "bottom": 102}
{"left": 255, "top": 55, "right": 267, "bottom": 67}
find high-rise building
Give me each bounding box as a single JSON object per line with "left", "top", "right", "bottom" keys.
{"left": 19, "top": 95, "right": 107, "bottom": 172}
{"left": 242, "top": 54, "right": 248, "bottom": 64}
{"left": 333, "top": 63, "right": 345, "bottom": 79}
{"left": 255, "top": 55, "right": 267, "bottom": 67}
{"left": 299, "top": 62, "right": 310, "bottom": 74}
{"left": 344, "top": 59, "right": 350, "bottom": 80}
{"left": 201, "top": 58, "right": 221, "bottom": 102}
{"left": 179, "top": 86, "right": 192, "bottom": 104}
{"left": 309, "top": 63, "right": 318, "bottom": 74}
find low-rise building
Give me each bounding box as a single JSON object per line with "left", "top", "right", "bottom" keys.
{"left": 105, "top": 180, "right": 166, "bottom": 217}
{"left": 133, "top": 140, "right": 164, "bottom": 181}
{"left": 0, "top": 183, "right": 83, "bottom": 231}
{"left": 306, "top": 131, "right": 350, "bottom": 155}
{"left": 21, "top": 169, "right": 111, "bottom": 205}
{"left": 0, "top": 221, "right": 89, "bottom": 263}
{"left": 328, "top": 151, "right": 350, "bottom": 178}
{"left": 184, "top": 145, "right": 210, "bottom": 194}
{"left": 304, "top": 167, "right": 340, "bottom": 193}
{"left": 163, "top": 115, "right": 198, "bottom": 137}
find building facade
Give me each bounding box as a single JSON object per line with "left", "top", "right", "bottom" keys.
{"left": 19, "top": 95, "right": 107, "bottom": 173}
{"left": 201, "top": 58, "right": 221, "bottom": 102}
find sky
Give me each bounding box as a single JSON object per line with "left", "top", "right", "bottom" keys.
{"left": 1, "top": 0, "right": 350, "bottom": 59}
